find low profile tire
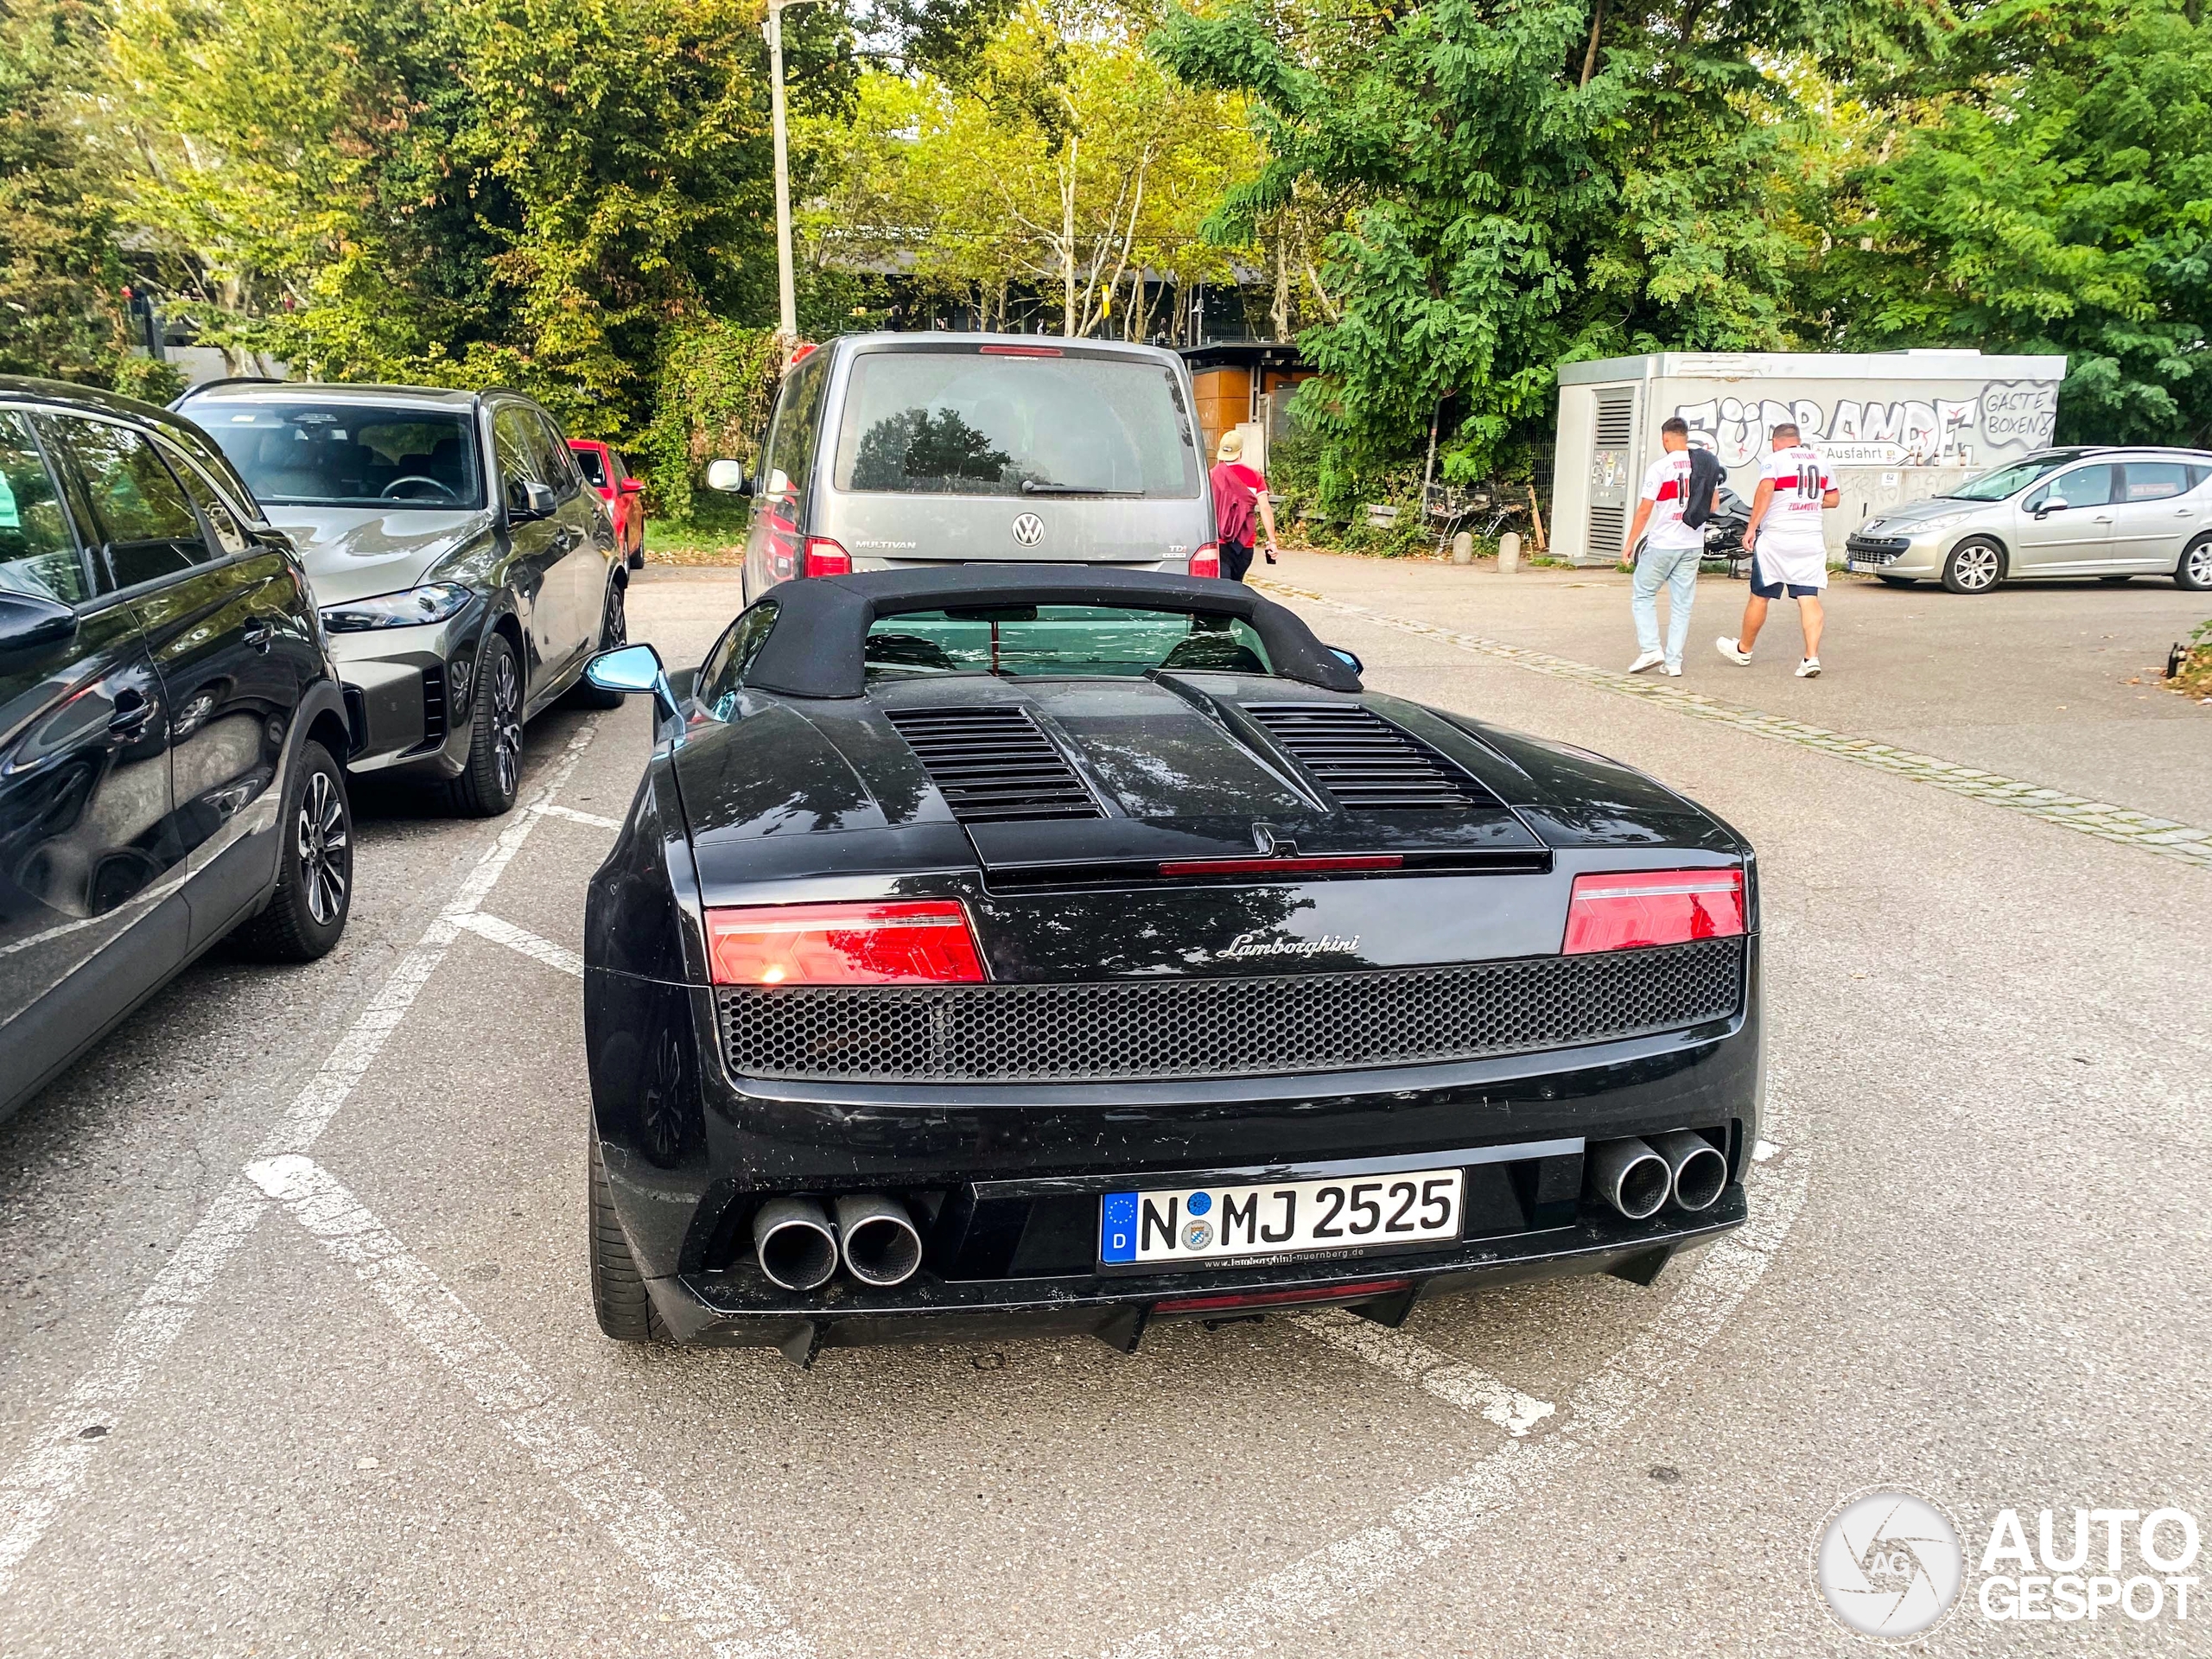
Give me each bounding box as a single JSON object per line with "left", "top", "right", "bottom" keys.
{"left": 569, "top": 576, "right": 628, "bottom": 710}
{"left": 1942, "top": 537, "right": 2005, "bottom": 594}
{"left": 1876, "top": 574, "right": 1916, "bottom": 587}
{"left": 589, "top": 1136, "right": 669, "bottom": 1343}
{"left": 443, "top": 631, "right": 524, "bottom": 817}
{"left": 2178, "top": 537, "right": 2212, "bottom": 592}
{"left": 234, "top": 740, "right": 352, "bottom": 962}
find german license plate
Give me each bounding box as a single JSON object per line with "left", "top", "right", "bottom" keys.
{"left": 1097, "top": 1169, "right": 1464, "bottom": 1268}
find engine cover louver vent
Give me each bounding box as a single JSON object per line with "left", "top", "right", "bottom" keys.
{"left": 1244, "top": 702, "right": 1494, "bottom": 811}
{"left": 886, "top": 706, "right": 1103, "bottom": 823}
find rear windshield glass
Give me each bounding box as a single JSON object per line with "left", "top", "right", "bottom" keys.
{"left": 203, "top": 404, "right": 484, "bottom": 509}
{"left": 1938, "top": 453, "right": 2082, "bottom": 501}
{"left": 834, "top": 351, "right": 1200, "bottom": 499}
{"left": 866, "top": 605, "right": 1270, "bottom": 679}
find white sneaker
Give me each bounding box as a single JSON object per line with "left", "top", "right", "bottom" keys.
{"left": 1627, "top": 650, "right": 1666, "bottom": 674}
{"left": 1796, "top": 658, "right": 1822, "bottom": 678}
{"left": 1663, "top": 663, "right": 1683, "bottom": 677}
{"left": 1715, "top": 636, "right": 1752, "bottom": 665}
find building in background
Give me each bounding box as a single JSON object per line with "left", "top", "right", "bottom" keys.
{"left": 1179, "top": 340, "right": 1313, "bottom": 472}
{"left": 1550, "top": 350, "right": 2069, "bottom": 566}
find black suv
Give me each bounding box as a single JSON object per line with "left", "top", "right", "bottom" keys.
{"left": 0, "top": 378, "right": 353, "bottom": 1126}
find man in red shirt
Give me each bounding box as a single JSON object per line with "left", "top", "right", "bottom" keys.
{"left": 1210, "top": 429, "right": 1279, "bottom": 582}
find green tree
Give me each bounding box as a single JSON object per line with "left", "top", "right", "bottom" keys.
{"left": 0, "top": 0, "right": 152, "bottom": 390}
{"left": 1154, "top": 0, "right": 1937, "bottom": 511}
{"left": 1801, "top": 0, "right": 2212, "bottom": 446}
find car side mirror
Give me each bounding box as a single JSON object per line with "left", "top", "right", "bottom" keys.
{"left": 585, "top": 642, "right": 678, "bottom": 722}
{"left": 619, "top": 477, "right": 646, "bottom": 497}
{"left": 0, "top": 591, "right": 78, "bottom": 653}
{"left": 704, "top": 459, "right": 751, "bottom": 496}
{"left": 1327, "top": 645, "right": 1363, "bottom": 675}
{"left": 2033, "top": 498, "right": 2067, "bottom": 519}
{"left": 508, "top": 479, "right": 558, "bottom": 522}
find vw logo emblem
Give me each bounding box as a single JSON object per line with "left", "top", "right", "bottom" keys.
{"left": 1010, "top": 512, "right": 1046, "bottom": 548}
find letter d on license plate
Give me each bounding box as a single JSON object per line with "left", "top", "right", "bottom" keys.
{"left": 1098, "top": 1168, "right": 1463, "bottom": 1268}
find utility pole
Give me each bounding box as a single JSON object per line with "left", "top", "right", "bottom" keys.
{"left": 765, "top": 0, "right": 824, "bottom": 351}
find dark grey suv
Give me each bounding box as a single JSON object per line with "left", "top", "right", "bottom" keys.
{"left": 175, "top": 381, "right": 626, "bottom": 815}
{"left": 0, "top": 377, "right": 353, "bottom": 1125}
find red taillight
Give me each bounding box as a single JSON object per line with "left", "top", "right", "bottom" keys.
{"left": 788, "top": 340, "right": 818, "bottom": 365}
{"left": 979, "top": 343, "right": 1064, "bottom": 357}
{"left": 1157, "top": 855, "right": 1403, "bottom": 877}
{"left": 1155, "top": 1279, "right": 1411, "bottom": 1315}
{"left": 802, "top": 537, "right": 850, "bottom": 577}
{"left": 1562, "top": 868, "right": 1745, "bottom": 956}
{"left": 704, "top": 900, "right": 986, "bottom": 987}
{"left": 1188, "top": 542, "right": 1221, "bottom": 578}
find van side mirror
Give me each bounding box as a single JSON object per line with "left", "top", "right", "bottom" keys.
{"left": 704, "top": 459, "right": 751, "bottom": 496}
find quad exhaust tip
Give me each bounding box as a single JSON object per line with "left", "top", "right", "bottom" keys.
{"left": 835, "top": 1193, "right": 924, "bottom": 1287}
{"left": 1588, "top": 1137, "right": 1671, "bottom": 1220}
{"left": 753, "top": 1196, "right": 839, "bottom": 1292}
{"left": 1649, "top": 1129, "right": 1728, "bottom": 1214}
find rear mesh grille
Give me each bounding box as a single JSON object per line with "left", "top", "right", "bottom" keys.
{"left": 886, "top": 706, "right": 1100, "bottom": 823}
{"left": 1244, "top": 702, "right": 1493, "bottom": 810}
{"left": 715, "top": 938, "right": 1743, "bottom": 1082}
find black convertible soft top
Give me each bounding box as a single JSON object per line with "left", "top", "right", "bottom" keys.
{"left": 740, "top": 567, "right": 1364, "bottom": 699}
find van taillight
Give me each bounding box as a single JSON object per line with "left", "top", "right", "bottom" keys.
{"left": 803, "top": 537, "right": 851, "bottom": 577}
{"left": 1562, "top": 869, "right": 1745, "bottom": 955}
{"left": 1189, "top": 543, "right": 1221, "bottom": 578}
{"left": 704, "top": 900, "right": 986, "bottom": 986}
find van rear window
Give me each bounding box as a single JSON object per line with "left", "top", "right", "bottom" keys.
{"left": 833, "top": 350, "right": 1200, "bottom": 499}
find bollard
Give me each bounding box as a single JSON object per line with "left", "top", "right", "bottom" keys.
{"left": 1451, "top": 531, "right": 1474, "bottom": 565}
{"left": 1497, "top": 531, "right": 1521, "bottom": 575}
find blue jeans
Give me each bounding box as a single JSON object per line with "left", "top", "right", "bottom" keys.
{"left": 1632, "top": 541, "right": 1700, "bottom": 668}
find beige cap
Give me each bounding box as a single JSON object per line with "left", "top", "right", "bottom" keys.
{"left": 1216, "top": 430, "right": 1243, "bottom": 463}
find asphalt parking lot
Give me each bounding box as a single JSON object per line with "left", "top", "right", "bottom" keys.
{"left": 3, "top": 553, "right": 2208, "bottom": 1656}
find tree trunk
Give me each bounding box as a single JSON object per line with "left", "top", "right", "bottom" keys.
{"left": 1580, "top": 0, "right": 1606, "bottom": 88}
{"left": 1061, "top": 137, "right": 1079, "bottom": 337}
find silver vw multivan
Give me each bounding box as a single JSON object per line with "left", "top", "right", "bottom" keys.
{"left": 1845, "top": 446, "right": 2212, "bottom": 594}
{"left": 715, "top": 335, "right": 1221, "bottom": 601}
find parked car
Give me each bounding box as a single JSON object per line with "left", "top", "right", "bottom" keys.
{"left": 0, "top": 377, "right": 353, "bottom": 1126}
{"left": 575, "top": 566, "right": 1758, "bottom": 1357}
{"left": 175, "top": 380, "right": 626, "bottom": 815}
{"left": 569, "top": 437, "right": 646, "bottom": 569}
{"left": 1846, "top": 447, "right": 2212, "bottom": 594}
{"left": 702, "top": 334, "right": 1221, "bottom": 604}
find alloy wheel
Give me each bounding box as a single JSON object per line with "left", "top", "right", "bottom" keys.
{"left": 493, "top": 651, "right": 523, "bottom": 800}
{"left": 2189, "top": 541, "right": 2212, "bottom": 588}
{"left": 1953, "top": 543, "right": 1999, "bottom": 591}
{"left": 604, "top": 580, "right": 627, "bottom": 649}
{"left": 297, "top": 768, "right": 349, "bottom": 926}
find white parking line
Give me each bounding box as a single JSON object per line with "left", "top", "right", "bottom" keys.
{"left": 245, "top": 1155, "right": 808, "bottom": 1659}
{"left": 1288, "top": 1309, "right": 1556, "bottom": 1436}
{"left": 532, "top": 801, "right": 624, "bottom": 831}
{"left": 457, "top": 911, "right": 586, "bottom": 978}
{"left": 0, "top": 722, "right": 599, "bottom": 1598}
{"left": 1109, "top": 1137, "right": 1808, "bottom": 1657}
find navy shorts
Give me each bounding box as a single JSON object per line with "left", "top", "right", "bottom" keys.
{"left": 1748, "top": 555, "right": 1821, "bottom": 600}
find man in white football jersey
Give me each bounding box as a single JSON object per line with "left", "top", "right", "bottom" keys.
{"left": 1619, "top": 415, "right": 1717, "bottom": 676}
{"left": 1716, "top": 423, "right": 1839, "bottom": 677}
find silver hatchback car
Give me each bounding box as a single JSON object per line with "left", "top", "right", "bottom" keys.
{"left": 1845, "top": 447, "right": 2212, "bottom": 594}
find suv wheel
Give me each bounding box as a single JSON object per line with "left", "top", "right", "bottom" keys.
{"left": 2179, "top": 536, "right": 2212, "bottom": 592}
{"left": 570, "top": 576, "right": 629, "bottom": 709}
{"left": 1942, "top": 537, "right": 2004, "bottom": 594}
{"left": 444, "top": 632, "right": 524, "bottom": 817}
{"left": 235, "top": 741, "right": 352, "bottom": 961}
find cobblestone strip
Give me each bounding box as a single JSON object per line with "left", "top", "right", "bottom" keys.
{"left": 1255, "top": 580, "right": 2212, "bottom": 873}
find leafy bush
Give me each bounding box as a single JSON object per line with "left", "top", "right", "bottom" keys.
{"left": 634, "top": 320, "right": 782, "bottom": 524}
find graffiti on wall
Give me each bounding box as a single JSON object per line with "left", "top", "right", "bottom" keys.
{"left": 1673, "top": 382, "right": 2059, "bottom": 469}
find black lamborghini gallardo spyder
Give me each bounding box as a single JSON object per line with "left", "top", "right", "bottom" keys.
{"left": 580, "top": 568, "right": 1759, "bottom": 1362}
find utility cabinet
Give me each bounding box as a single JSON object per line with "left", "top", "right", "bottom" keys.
{"left": 1551, "top": 350, "right": 2069, "bottom": 565}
